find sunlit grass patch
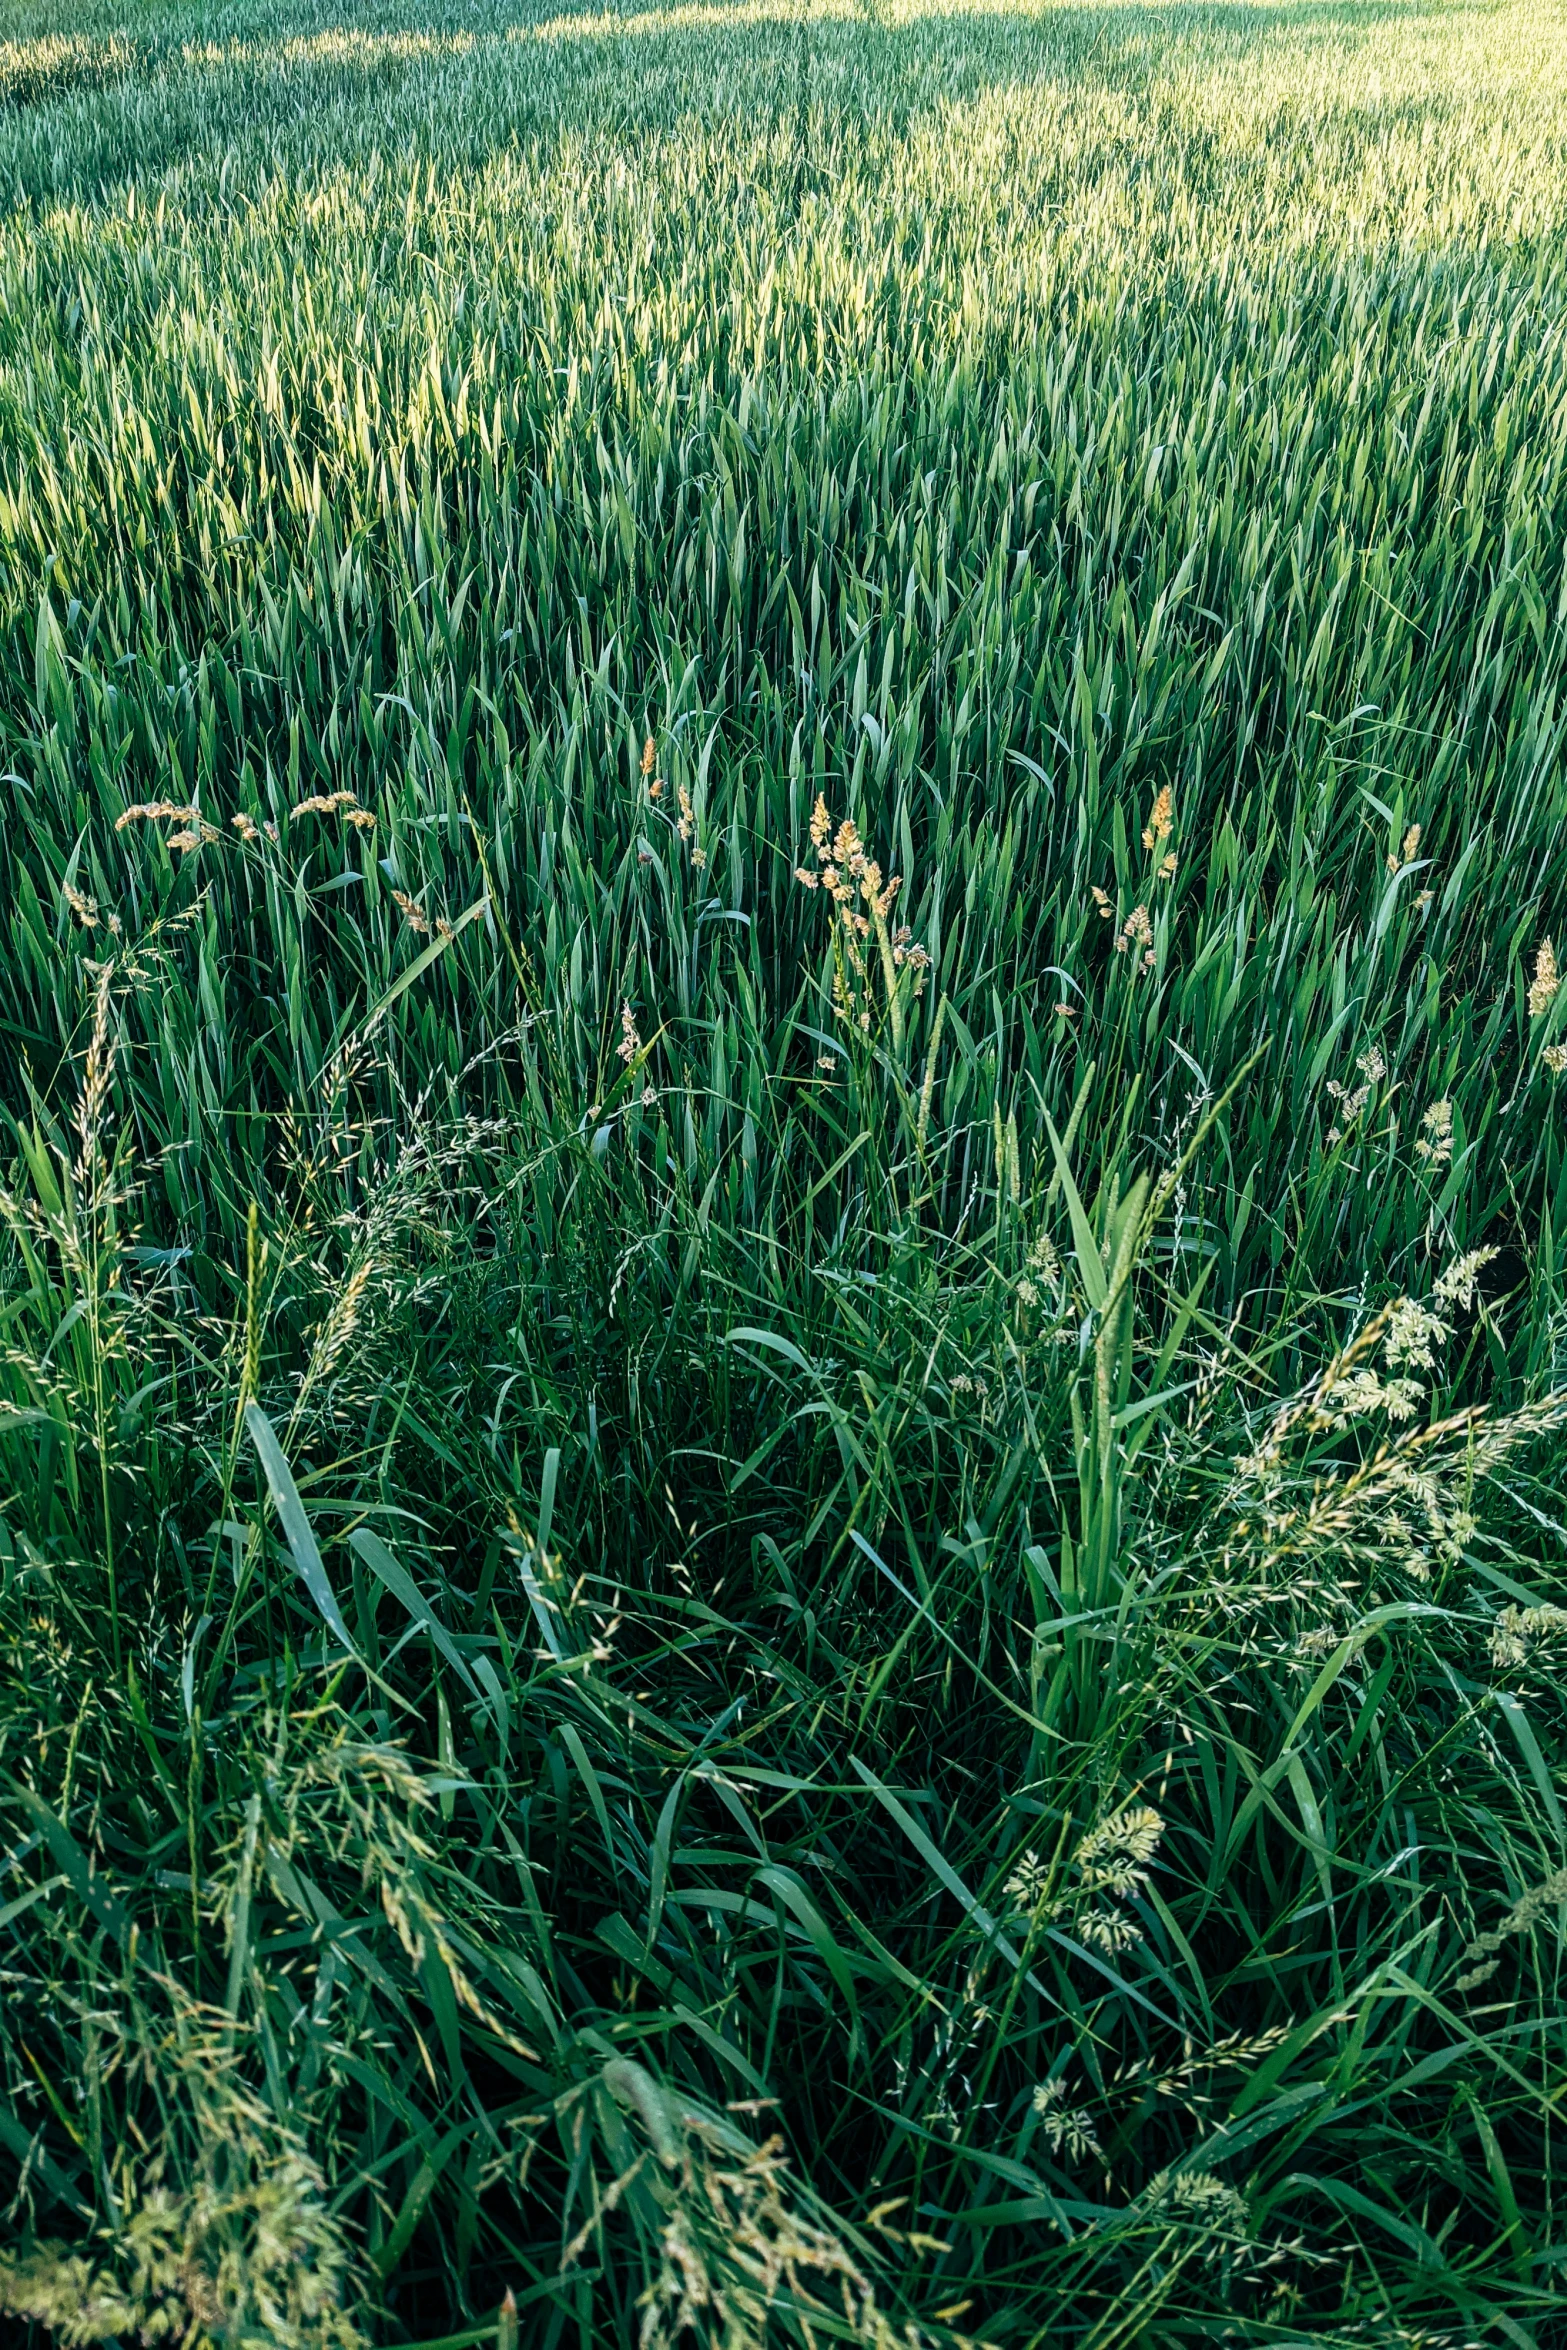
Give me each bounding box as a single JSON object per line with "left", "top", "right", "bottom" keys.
{"left": 0, "top": 29, "right": 134, "bottom": 104}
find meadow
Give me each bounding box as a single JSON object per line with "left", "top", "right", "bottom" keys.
{"left": 3, "top": 0, "right": 1567, "bottom": 2341}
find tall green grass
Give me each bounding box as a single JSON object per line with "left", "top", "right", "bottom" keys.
{"left": 3, "top": 0, "right": 1567, "bottom": 2342}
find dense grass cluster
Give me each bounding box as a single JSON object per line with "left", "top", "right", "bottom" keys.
{"left": 3, "top": 0, "right": 1567, "bottom": 2342}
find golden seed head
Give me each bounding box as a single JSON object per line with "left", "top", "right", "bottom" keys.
{"left": 617, "top": 1002, "right": 641, "bottom": 1063}
{"left": 1388, "top": 821, "right": 1423, "bottom": 873}
{"left": 1528, "top": 937, "right": 1558, "bottom": 1017}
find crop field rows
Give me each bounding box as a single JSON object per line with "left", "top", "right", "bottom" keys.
{"left": 2, "top": 1, "right": 1567, "bottom": 2344}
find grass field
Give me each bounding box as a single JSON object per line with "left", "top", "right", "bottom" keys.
{"left": 3, "top": 0, "right": 1567, "bottom": 2342}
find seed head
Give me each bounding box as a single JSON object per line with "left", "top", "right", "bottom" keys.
{"left": 1032, "top": 2077, "right": 1101, "bottom": 2163}
{"left": 1004, "top": 1849, "right": 1052, "bottom": 1913}
{"left": 1415, "top": 1098, "right": 1452, "bottom": 1164}
{"left": 116, "top": 798, "right": 200, "bottom": 832}
{"left": 1075, "top": 1804, "right": 1164, "bottom": 1897}
{"left": 617, "top": 1003, "right": 642, "bottom": 1064}
{"left": 291, "top": 790, "right": 359, "bottom": 818}
{"left": 1434, "top": 1245, "right": 1497, "bottom": 1312}
{"left": 1145, "top": 2170, "right": 1251, "bottom": 2235}
{"left": 1528, "top": 938, "right": 1559, "bottom": 1018}
{"left": 1320, "top": 1367, "right": 1423, "bottom": 1426}
{"left": 1384, "top": 1297, "right": 1448, "bottom": 1370}
{"left": 1116, "top": 904, "right": 1152, "bottom": 958}
{"left": 1488, "top": 1604, "right": 1567, "bottom": 1670}
{"left": 1387, "top": 821, "right": 1422, "bottom": 873}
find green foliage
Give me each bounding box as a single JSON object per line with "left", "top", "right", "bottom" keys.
{"left": 2, "top": 0, "right": 1567, "bottom": 2343}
